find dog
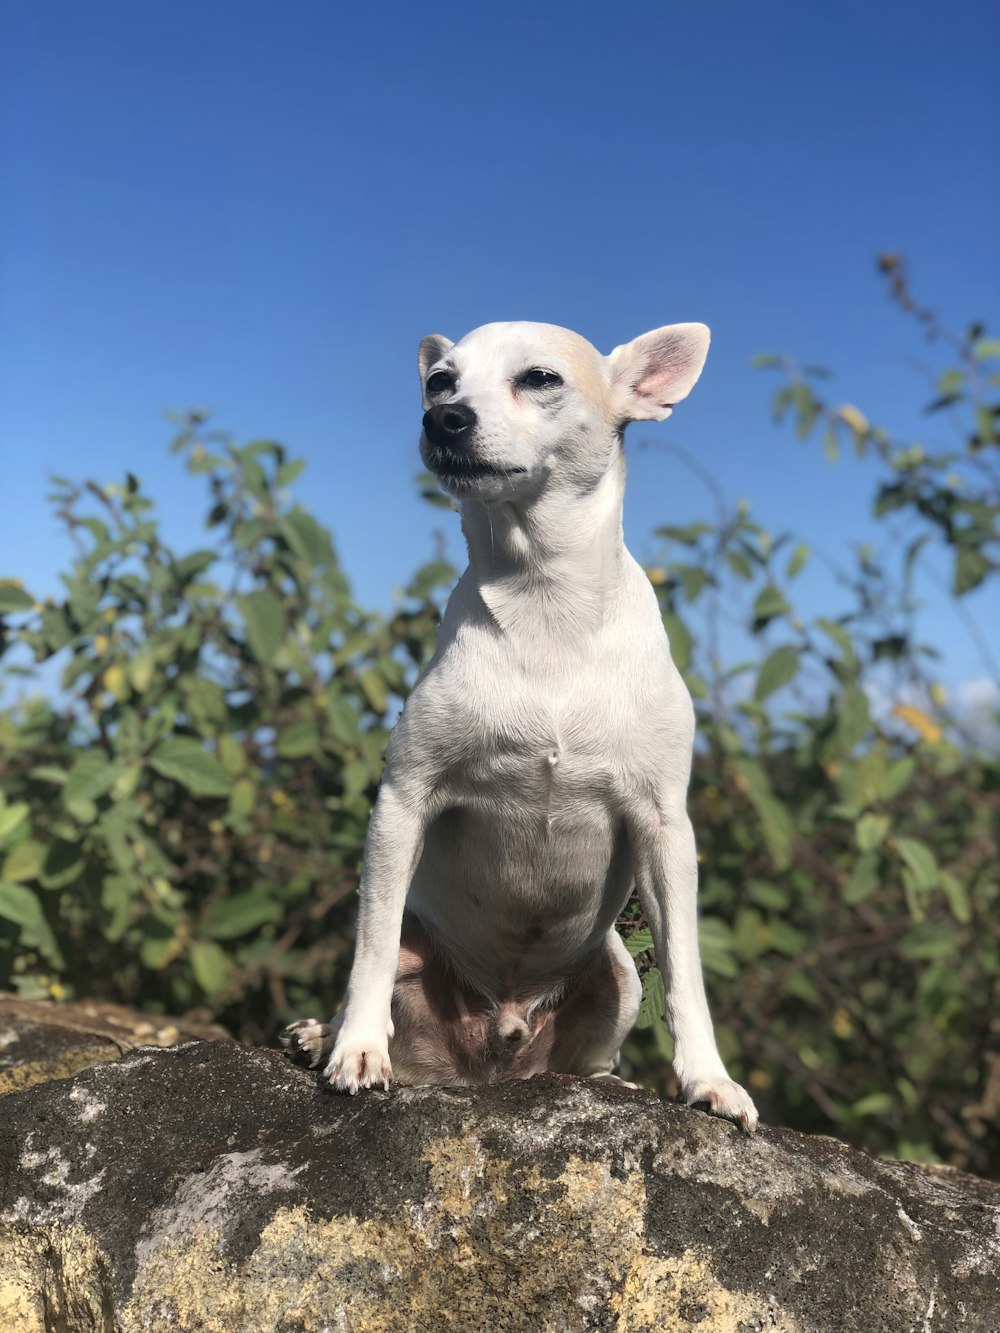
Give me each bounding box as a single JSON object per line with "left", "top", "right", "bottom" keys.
{"left": 282, "top": 320, "right": 758, "bottom": 1132}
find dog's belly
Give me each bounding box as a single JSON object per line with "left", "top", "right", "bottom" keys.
{"left": 408, "top": 776, "right": 633, "bottom": 998}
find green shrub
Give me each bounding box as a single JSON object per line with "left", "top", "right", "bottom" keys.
{"left": 0, "top": 426, "right": 453, "bottom": 1037}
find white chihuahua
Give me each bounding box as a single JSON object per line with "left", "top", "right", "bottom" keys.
{"left": 283, "top": 320, "right": 758, "bottom": 1132}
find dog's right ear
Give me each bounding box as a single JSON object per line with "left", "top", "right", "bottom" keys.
{"left": 418, "top": 334, "right": 454, "bottom": 382}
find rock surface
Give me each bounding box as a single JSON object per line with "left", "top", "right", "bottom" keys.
{"left": 0, "top": 1031, "right": 998, "bottom": 1332}
{"left": 0, "top": 991, "right": 231, "bottom": 1097}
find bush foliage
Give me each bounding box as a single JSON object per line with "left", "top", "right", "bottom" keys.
{"left": 1, "top": 262, "right": 998, "bottom": 1176}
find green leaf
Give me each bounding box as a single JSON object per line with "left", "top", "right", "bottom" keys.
{"left": 63, "top": 752, "right": 122, "bottom": 807}
{"left": 699, "top": 917, "right": 739, "bottom": 978}
{"left": 2, "top": 839, "right": 45, "bottom": 884}
{"left": 733, "top": 906, "right": 768, "bottom": 961}
{"left": 202, "top": 888, "right": 282, "bottom": 940}
{"left": 747, "top": 879, "right": 790, "bottom": 910}
{"left": 181, "top": 677, "right": 228, "bottom": 730}
{"left": 635, "top": 966, "right": 665, "bottom": 1029}
{"left": 101, "top": 874, "right": 134, "bottom": 942}
{"left": 406, "top": 560, "right": 457, "bottom": 601}
{"left": 190, "top": 939, "right": 233, "bottom": 994}
{"left": 751, "top": 584, "right": 790, "bottom": 629}
{"left": 836, "top": 685, "right": 871, "bottom": 750}
{"left": 733, "top": 758, "right": 794, "bottom": 868}
{"left": 971, "top": 337, "right": 1000, "bottom": 361}
{"left": 656, "top": 522, "right": 713, "bottom": 544}
{"left": 894, "top": 837, "right": 938, "bottom": 892}
{"left": 939, "top": 872, "right": 972, "bottom": 925}
{"left": 954, "top": 547, "right": 989, "bottom": 596}
{"left": 139, "top": 912, "right": 182, "bottom": 970}
{"left": 674, "top": 565, "right": 710, "bottom": 600}
{"left": 0, "top": 881, "right": 63, "bottom": 967}
{"left": 749, "top": 353, "right": 783, "bottom": 369}
{"left": 112, "top": 765, "right": 142, "bottom": 802}
{"left": 236, "top": 589, "right": 286, "bottom": 664}
{"left": 359, "top": 668, "right": 388, "bottom": 715}
{"left": 326, "top": 693, "right": 362, "bottom": 746}
{"left": 856, "top": 813, "right": 889, "bottom": 853}
{"left": 852, "top": 1092, "right": 896, "bottom": 1117}
{"left": 786, "top": 543, "right": 810, "bottom": 578}
{"left": 755, "top": 646, "right": 799, "bottom": 701}
{"left": 228, "top": 777, "right": 257, "bottom": 822}
{"left": 279, "top": 507, "right": 337, "bottom": 569}
{"left": 128, "top": 652, "right": 156, "bottom": 694}
{"left": 844, "top": 852, "right": 879, "bottom": 904}
{"left": 276, "top": 720, "right": 321, "bottom": 758}
{"left": 149, "top": 738, "right": 233, "bottom": 797}
{"left": 0, "top": 580, "right": 35, "bottom": 613}
{"left": 277, "top": 458, "right": 306, "bottom": 487}
{"left": 624, "top": 928, "right": 653, "bottom": 957}
{"left": 816, "top": 618, "right": 855, "bottom": 662}
{"left": 219, "top": 735, "right": 248, "bottom": 776}
{"left": 343, "top": 759, "right": 372, "bottom": 797}
{"left": 662, "top": 612, "right": 692, "bottom": 674}
{"left": 0, "top": 802, "right": 30, "bottom": 847}
{"left": 174, "top": 550, "right": 218, "bottom": 584}
{"left": 40, "top": 840, "right": 86, "bottom": 890}
{"left": 724, "top": 550, "right": 753, "bottom": 580}
{"left": 768, "top": 920, "right": 807, "bottom": 956}
{"left": 879, "top": 757, "right": 916, "bottom": 802}
{"left": 99, "top": 802, "right": 138, "bottom": 873}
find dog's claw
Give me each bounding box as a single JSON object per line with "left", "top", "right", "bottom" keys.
{"left": 682, "top": 1076, "right": 759, "bottom": 1134}
{"left": 324, "top": 1038, "right": 392, "bottom": 1094}
{"left": 280, "top": 1018, "right": 335, "bottom": 1070}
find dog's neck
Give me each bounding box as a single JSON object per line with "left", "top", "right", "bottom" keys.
{"left": 459, "top": 448, "right": 627, "bottom": 639}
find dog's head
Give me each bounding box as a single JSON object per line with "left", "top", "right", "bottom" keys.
{"left": 418, "top": 320, "right": 710, "bottom": 502}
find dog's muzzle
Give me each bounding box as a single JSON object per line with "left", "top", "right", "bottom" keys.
{"left": 421, "top": 401, "right": 525, "bottom": 487}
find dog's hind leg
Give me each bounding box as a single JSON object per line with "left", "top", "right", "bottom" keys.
{"left": 388, "top": 912, "right": 495, "bottom": 1086}
{"left": 547, "top": 929, "right": 642, "bottom": 1080}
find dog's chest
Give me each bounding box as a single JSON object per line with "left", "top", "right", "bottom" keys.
{"left": 448, "top": 671, "right": 624, "bottom": 810}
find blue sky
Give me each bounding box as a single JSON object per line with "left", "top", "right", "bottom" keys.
{"left": 1, "top": 0, "right": 998, "bottom": 696}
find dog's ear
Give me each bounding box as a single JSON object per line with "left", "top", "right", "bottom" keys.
{"left": 608, "top": 323, "right": 710, "bottom": 422}
{"left": 418, "top": 334, "right": 454, "bottom": 382}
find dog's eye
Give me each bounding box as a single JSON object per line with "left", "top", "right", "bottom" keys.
{"left": 426, "top": 371, "right": 455, "bottom": 396}
{"left": 520, "top": 369, "right": 563, "bottom": 389}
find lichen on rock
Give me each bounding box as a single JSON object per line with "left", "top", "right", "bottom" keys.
{"left": 0, "top": 1016, "right": 997, "bottom": 1331}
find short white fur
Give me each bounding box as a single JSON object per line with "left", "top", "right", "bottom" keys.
{"left": 286, "top": 319, "right": 758, "bottom": 1132}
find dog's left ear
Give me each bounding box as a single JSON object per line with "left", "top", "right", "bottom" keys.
{"left": 418, "top": 334, "right": 454, "bottom": 382}
{"left": 608, "top": 323, "right": 710, "bottom": 422}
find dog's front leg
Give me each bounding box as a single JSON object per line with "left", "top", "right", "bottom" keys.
{"left": 324, "top": 781, "right": 426, "bottom": 1093}
{"left": 630, "top": 801, "right": 758, "bottom": 1132}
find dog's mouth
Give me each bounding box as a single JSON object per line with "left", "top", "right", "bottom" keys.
{"left": 424, "top": 445, "right": 526, "bottom": 488}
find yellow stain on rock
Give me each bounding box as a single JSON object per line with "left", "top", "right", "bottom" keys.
{"left": 1, "top": 1133, "right": 795, "bottom": 1331}
{"left": 0, "top": 1041, "right": 123, "bottom": 1098}
{"left": 0, "top": 1223, "right": 110, "bottom": 1333}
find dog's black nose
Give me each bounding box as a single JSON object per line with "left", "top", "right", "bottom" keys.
{"left": 423, "top": 402, "right": 477, "bottom": 448}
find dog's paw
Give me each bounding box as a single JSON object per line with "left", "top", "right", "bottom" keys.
{"left": 280, "top": 1018, "right": 337, "bottom": 1070}
{"left": 682, "top": 1075, "right": 759, "bottom": 1134}
{"left": 323, "top": 1033, "right": 392, "bottom": 1094}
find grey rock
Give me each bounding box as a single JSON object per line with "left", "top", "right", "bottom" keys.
{"left": 0, "top": 1039, "right": 997, "bottom": 1331}
{"left": 0, "top": 991, "right": 231, "bottom": 1098}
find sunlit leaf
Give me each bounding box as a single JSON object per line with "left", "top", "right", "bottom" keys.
{"left": 149, "top": 738, "right": 233, "bottom": 797}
